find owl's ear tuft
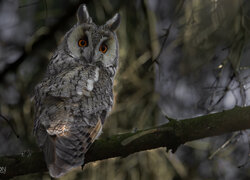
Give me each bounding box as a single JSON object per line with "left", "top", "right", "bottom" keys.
{"left": 105, "top": 13, "right": 121, "bottom": 32}
{"left": 77, "top": 4, "right": 92, "bottom": 24}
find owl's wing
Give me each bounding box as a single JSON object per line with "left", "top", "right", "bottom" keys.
{"left": 34, "top": 66, "right": 113, "bottom": 178}
{"left": 35, "top": 97, "right": 103, "bottom": 178}
{"left": 46, "top": 119, "right": 102, "bottom": 178}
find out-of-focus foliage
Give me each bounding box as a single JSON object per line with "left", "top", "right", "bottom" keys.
{"left": 156, "top": 0, "right": 250, "bottom": 117}
{"left": 0, "top": 0, "right": 249, "bottom": 180}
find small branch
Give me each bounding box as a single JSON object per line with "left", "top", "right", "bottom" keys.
{"left": 208, "top": 132, "right": 239, "bottom": 159}
{"left": 0, "top": 114, "right": 19, "bottom": 139}
{"left": 1, "top": 106, "right": 250, "bottom": 179}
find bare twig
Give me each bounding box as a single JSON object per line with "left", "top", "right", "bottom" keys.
{"left": 0, "top": 114, "right": 19, "bottom": 139}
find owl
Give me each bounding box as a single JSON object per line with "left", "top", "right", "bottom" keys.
{"left": 33, "top": 4, "right": 120, "bottom": 178}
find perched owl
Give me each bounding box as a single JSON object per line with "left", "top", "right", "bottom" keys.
{"left": 33, "top": 4, "right": 120, "bottom": 178}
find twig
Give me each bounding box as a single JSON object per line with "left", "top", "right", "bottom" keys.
{"left": 209, "top": 132, "right": 238, "bottom": 159}
{"left": 0, "top": 114, "right": 19, "bottom": 139}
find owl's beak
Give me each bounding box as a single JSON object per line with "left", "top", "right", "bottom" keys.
{"left": 90, "top": 56, "right": 102, "bottom": 67}
{"left": 81, "top": 50, "right": 93, "bottom": 63}
{"left": 91, "top": 54, "right": 99, "bottom": 63}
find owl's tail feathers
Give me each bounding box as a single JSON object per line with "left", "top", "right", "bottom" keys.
{"left": 42, "top": 134, "right": 84, "bottom": 178}
{"left": 48, "top": 159, "right": 72, "bottom": 178}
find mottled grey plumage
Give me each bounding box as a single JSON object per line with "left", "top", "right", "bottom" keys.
{"left": 33, "top": 4, "right": 120, "bottom": 178}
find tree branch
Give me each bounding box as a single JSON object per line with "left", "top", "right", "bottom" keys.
{"left": 1, "top": 106, "right": 250, "bottom": 179}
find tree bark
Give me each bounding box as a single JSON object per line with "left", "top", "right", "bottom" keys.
{"left": 0, "top": 106, "right": 250, "bottom": 179}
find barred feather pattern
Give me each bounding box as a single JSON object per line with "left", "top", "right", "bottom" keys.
{"left": 34, "top": 54, "right": 115, "bottom": 177}
{"left": 33, "top": 4, "right": 120, "bottom": 177}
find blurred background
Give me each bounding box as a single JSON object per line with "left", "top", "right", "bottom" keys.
{"left": 0, "top": 0, "right": 250, "bottom": 179}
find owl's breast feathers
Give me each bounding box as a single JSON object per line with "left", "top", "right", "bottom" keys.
{"left": 34, "top": 65, "right": 113, "bottom": 177}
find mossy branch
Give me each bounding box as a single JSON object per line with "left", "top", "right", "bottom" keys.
{"left": 1, "top": 106, "right": 250, "bottom": 179}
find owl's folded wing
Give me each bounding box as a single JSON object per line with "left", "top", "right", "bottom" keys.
{"left": 35, "top": 112, "right": 102, "bottom": 178}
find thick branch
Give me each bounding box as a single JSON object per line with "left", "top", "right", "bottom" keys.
{"left": 1, "top": 106, "right": 250, "bottom": 179}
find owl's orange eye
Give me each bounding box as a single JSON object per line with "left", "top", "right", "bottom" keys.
{"left": 99, "top": 43, "right": 108, "bottom": 53}
{"left": 78, "top": 39, "right": 88, "bottom": 47}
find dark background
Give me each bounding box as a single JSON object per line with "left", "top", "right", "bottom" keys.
{"left": 0, "top": 0, "right": 250, "bottom": 179}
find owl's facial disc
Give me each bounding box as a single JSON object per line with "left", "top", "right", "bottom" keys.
{"left": 66, "top": 5, "right": 120, "bottom": 67}
{"left": 67, "top": 24, "right": 118, "bottom": 67}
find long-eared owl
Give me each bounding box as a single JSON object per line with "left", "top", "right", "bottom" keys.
{"left": 33, "top": 4, "right": 120, "bottom": 178}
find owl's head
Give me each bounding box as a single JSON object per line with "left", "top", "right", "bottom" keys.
{"left": 65, "top": 4, "right": 120, "bottom": 68}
